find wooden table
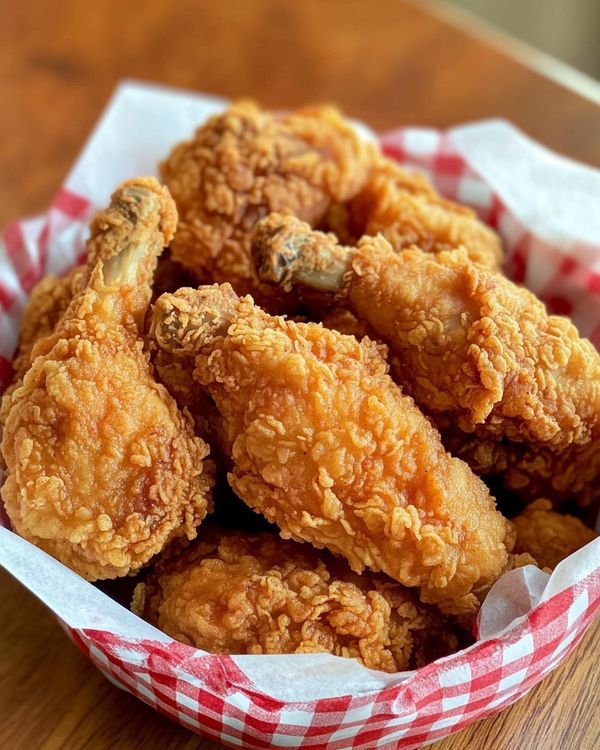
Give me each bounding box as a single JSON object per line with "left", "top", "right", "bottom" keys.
{"left": 1, "top": 1, "right": 599, "bottom": 748}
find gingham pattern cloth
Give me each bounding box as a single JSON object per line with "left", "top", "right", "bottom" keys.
{"left": 1, "top": 129, "right": 600, "bottom": 749}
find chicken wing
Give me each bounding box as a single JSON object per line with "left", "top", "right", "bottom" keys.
{"left": 1, "top": 178, "right": 213, "bottom": 580}
{"left": 512, "top": 499, "right": 597, "bottom": 570}
{"left": 132, "top": 528, "right": 461, "bottom": 670}
{"left": 160, "top": 101, "right": 376, "bottom": 311}
{"left": 253, "top": 215, "right": 600, "bottom": 507}
{"left": 321, "top": 157, "right": 503, "bottom": 269}
{"left": 150, "top": 283, "right": 512, "bottom": 615}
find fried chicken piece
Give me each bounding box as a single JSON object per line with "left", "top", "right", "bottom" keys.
{"left": 132, "top": 528, "right": 461, "bottom": 670}
{"left": 1, "top": 178, "right": 213, "bottom": 580}
{"left": 512, "top": 499, "right": 597, "bottom": 570}
{"left": 0, "top": 266, "right": 86, "bottom": 442}
{"left": 253, "top": 215, "right": 600, "bottom": 506}
{"left": 151, "top": 283, "right": 513, "bottom": 615}
{"left": 321, "top": 158, "right": 503, "bottom": 268}
{"left": 160, "top": 101, "right": 376, "bottom": 311}
{"left": 11, "top": 266, "right": 86, "bottom": 382}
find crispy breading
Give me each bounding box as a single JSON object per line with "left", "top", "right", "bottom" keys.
{"left": 150, "top": 283, "right": 513, "bottom": 615}
{"left": 512, "top": 499, "right": 597, "bottom": 569}
{"left": 322, "top": 157, "right": 503, "bottom": 268}
{"left": 1, "top": 179, "right": 213, "bottom": 580}
{"left": 160, "top": 101, "right": 376, "bottom": 311}
{"left": 133, "top": 528, "right": 461, "bottom": 670}
{"left": 253, "top": 215, "right": 600, "bottom": 507}
{"left": 11, "top": 265, "right": 86, "bottom": 382}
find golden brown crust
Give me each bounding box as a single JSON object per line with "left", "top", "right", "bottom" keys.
{"left": 151, "top": 284, "right": 513, "bottom": 615}
{"left": 347, "top": 242, "right": 600, "bottom": 506}
{"left": 0, "top": 265, "right": 87, "bottom": 441}
{"left": 160, "top": 101, "right": 376, "bottom": 311}
{"left": 512, "top": 499, "right": 596, "bottom": 569}
{"left": 1, "top": 178, "right": 213, "bottom": 580}
{"left": 323, "top": 157, "right": 503, "bottom": 268}
{"left": 251, "top": 215, "right": 600, "bottom": 507}
{"left": 133, "top": 528, "right": 460, "bottom": 671}
{"left": 11, "top": 266, "right": 87, "bottom": 381}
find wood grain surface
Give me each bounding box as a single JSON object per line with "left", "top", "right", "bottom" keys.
{"left": 1, "top": 1, "right": 599, "bottom": 748}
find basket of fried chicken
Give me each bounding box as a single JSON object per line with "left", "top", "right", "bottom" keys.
{"left": 0, "top": 83, "right": 598, "bottom": 750}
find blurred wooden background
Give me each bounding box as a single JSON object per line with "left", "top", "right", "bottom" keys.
{"left": 452, "top": 0, "right": 600, "bottom": 78}
{"left": 2, "top": 0, "right": 600, "bottom": 229}
{"left": 1, "top": 1, "right": 599, "bottom": 749}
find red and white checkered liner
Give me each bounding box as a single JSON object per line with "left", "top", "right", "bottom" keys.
{"left": 62, "top": 571, "right": 598, "bottom": 750}
{"left": 1, "top": 86, "right": 600, "bottom": 748}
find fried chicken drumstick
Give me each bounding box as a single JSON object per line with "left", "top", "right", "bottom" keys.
{"left": 1, "top": 178, "right": 213, "bottom": 580}
{"left": 151, "top": 283, "right": 513, "bottom": 615}
{"left": 253, "top": 215, "right": 600, "bottom": 507}
{"left": 132, "top": 528, "right": 461, "bottom": 671}
{"left": 160, "top": 101, "right": 376, "bottom": 310}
